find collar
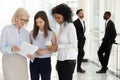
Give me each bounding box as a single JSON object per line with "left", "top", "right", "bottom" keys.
{"left": 13, "top": 24, "right": 24, "bottom": 33}
{"left": 38, "top": 30, "right": 44, "bottom": 35}
{"left": 60, "top": 22, "right": 66, "bottom": 27}
{"left": 106, "top": 18, "right": 110, "bottom": 24}
{"left": 79, "top": 18, "right": 84, "bottom": 22}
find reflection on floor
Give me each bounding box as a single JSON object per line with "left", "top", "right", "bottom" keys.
{"left": 0, "top": 54, "right": 119, "bottom": 80}
{"left": 51, "top": 55, "right": 119, "bottom": 80}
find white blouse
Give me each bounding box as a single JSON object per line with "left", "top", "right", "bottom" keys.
{"left": 0, "top": 25, "right": 30, "bottom": 54}
{"left": 57, "top": 22, "right": 78, "bottom": 61}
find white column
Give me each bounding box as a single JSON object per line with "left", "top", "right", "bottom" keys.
{"left": 115, "top": 0, "right": 120, "bottom": 35}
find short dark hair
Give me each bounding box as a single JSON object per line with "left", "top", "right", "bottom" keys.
{"left": 51, "top": 3, "right": 73, "bottom": 22}
{"left": 76, "top": 9, "right": 83, "bottom": 15}
{"left": 105, "top": 11, "right": 111, "bottom": 17}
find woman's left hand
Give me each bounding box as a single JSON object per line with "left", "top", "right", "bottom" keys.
{"left": 27, "top": 54, "right": 35, "bottom": 60}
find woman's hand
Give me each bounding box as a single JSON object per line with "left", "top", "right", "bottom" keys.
{"left": 48, "top": 45, "right": 57, "bottom": 52}
{"left": 27, "top": 54, "right": 35, "bottom": 60}
{"left": 11, "top": 46, "right": 20, "bottom": 51}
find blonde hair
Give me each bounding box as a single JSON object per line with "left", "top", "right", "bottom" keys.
{"left": 11, "top": 7, "right": 29, "bottom": 24}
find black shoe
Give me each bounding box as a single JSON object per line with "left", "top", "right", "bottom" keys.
{"left": 77, "top": 68, "right": 85, "bottom": 73}
{"left": 96, "top": 70, "right": 106, "bottom": 73}
{"left": 102, "top": 67, "right": 108, "bottom": 71}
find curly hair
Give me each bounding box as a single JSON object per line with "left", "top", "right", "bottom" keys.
{"left": 51, "top": 3, "right": 73, "bottom": 22}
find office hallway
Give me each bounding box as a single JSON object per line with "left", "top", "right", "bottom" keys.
{"left": 0, "top": 54, "right": 119, "bottom": 80}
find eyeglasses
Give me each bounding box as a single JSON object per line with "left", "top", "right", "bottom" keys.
{"left": 19, "top": 17, "right": 29, "bottom": 23}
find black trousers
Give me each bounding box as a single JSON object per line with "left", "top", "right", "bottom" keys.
{"left": 30, "top": 58, "right": 51, "bottom": 80}
{"left": 77, "top": 40, "right": 85, "bottom": 69}
{"left": 56, "top": 60, "right": 76, "bottom": 80}
{"left": 97, "top": 42, "right": 113, "bottom": 70}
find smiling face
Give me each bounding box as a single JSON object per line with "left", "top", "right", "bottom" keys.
{"left": 15, "top": 15, "right": 29, "bottom": 29}
{"left": 35, "top": 17, "right": 45, "bottom": 31}
{"left": 54, "top": 13, "right": 64, "bottom": 25}
{"left": 12, "top": 8, "right": 29, "bottom": 29}
{"left": 17, "top": 16, "right": 29, "bottom": 28}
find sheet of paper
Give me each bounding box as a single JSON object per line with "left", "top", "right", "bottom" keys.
{"left": 16, "top": 41, "right": 39, "bottom": 57}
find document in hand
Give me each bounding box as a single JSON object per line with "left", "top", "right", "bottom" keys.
{"left": 17, "top": 41, "right": 39, "bottom": 57}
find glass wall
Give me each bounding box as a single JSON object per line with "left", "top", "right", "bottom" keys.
{"left": 89, "top": 0, "right": 100, "bottom": 63}
{"left": 88, "top": 0, "right": 120, "bottom": 76}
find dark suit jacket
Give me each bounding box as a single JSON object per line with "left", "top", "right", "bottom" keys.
{"left": 73, "top": 19, "right": 86, "bottom": 42}
{"left": 102, "top": 20, "right": 117, "bottom": 44}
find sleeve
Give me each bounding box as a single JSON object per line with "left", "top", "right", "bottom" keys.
{"left": 58, "top": 23, "right": 78, "bottom": 50}
{"left": 108, "top": 22, "right": 117, "bottom": 43}
{"left": 0, "top": 27, "right": 13, "bottom": 54}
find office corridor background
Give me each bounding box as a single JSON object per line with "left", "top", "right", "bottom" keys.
{"left": 0, "top": 0, "right": 120, "bottom": 80}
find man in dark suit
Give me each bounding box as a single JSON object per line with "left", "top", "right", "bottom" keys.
{"left": 96, "top": 11, "right": 117, "bottom": 73}
{"left": 73, "top": 9, "right": 86, "bottom": 73}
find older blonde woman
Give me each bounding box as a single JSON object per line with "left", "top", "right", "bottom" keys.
{"left": 0, "top": 8, "right": 30, "bottom": 80}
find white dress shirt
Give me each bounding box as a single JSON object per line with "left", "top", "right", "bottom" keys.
{"left": 57, "top": 22, "right": 78, "bottom": 61}
{"left": 105, "top": 18, "right": 110, "bottom": 27}
{"left": 0, "top": 25, "right": 30, "bottom": 54}
{"left": 79, "top": 18, "right": 85, "bottom": 31}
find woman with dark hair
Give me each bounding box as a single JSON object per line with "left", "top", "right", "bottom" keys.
{"left": 29, "top": 11, "right": 58, "bottom": 80}
{"left": 51, "top": 3, "right": 78, "bottom": 80}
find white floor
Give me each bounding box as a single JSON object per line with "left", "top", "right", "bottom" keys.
{"left": 0, "top": 54, "right": 119, "bottom": 80}
{"left": 51, "top": 55, "right": 120, "bottom": 80}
